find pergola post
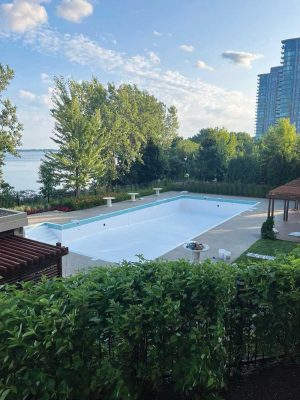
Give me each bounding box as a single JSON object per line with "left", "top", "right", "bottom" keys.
{"left": 267, "top": 198, "right": 271, "bottom": 217}
{"left": 271, "top": 198, "right": 275, "bottom": 217}
{"left": 56, "top": 242, "right": 63, "bottom": 277}
{"left": 283, "top": 200, "right": 289, "bottom": 221}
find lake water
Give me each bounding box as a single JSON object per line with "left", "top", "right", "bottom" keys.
{"left": 3, "top": 150, "right": 47, "bottom": 192}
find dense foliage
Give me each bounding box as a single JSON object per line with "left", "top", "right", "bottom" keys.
{"left": 0, "top": 64, "right": 22, "bottom": 188}
{"left": 39, "top": 113, "right": 300, "bottom": 199}
{"left": 169, "top": 180, "right": 271, "bottom": 198}
{"left": 0, "top": 257, "right": 300, "bottom": 400}
{"left": 43, "top": 78, "right": 178, "bottom": 196}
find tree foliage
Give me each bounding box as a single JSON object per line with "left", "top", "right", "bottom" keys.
{"left": 38, "top": 159, "right": 58, "bottom": 202}
{"left": 259, "top": 118, "right": 298, "bottom": 186}
{"left": 121, "top": 140, "right": 167, "bottom": 184}
{"left": 47, "top": 82, "right": 107, "bottom": 196}
{"left": 0, "top": 64, "right": 22, "bottom": 186}
{"left": 47, "top": 77, "right": 179, "bottom": 194}
{"left": 192, "top": 128, "right": 237, "bottom": 181}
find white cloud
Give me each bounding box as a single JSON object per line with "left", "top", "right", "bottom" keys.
{"left": 196, "top": 60, "right": 214, "bottom": 72}
{"left": 23, "top": 30, "right": 124, "bottom": 71}
{"left": 179, "top": 44, "right": 194, "bottom": 53}
{"left": 40, "top": 86, "right": 54, "bottom": 107}
{"left": 57, "top": 0, "right": 93, "bottom": 23}
{"left": 18, "top": 89, "right": 36, "bottom": 101}
{"left": 19, "top": 87, "right": 53, "bottom": 107}
{"left": 127, "top": 69, "right": 254, "bottom": 135}
{"left": 9, "top": 28, "right": 255, "bottom": 142}
{"left": 0, "top": 0, "right": 47, "bottom": 33}
{"left": 40, "top": 72, "right": 51, "bottom": 83}
{"left": 221, "top": 51, "right": 263, "bottom": 68}
{"left": 153, "top": 30, "right": 162, "bottom": 36}
{"left": 17, "top": 106, "right": 54, "bottom": 148}
{"left": 148, "top": 51, "right": 160, "bottom": 65}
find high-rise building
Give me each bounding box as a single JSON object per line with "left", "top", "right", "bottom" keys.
{"left": 255, "top": 66, "right": 282, "bottom": 138}
{"left": 255, "top": 37, "right": 300, "bottom": 137}
{"left": 277, "top": 38, "right": 300, "bottom": 130}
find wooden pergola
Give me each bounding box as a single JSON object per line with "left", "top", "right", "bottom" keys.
{"left": 267, "top": 178, "right": 300, "bottom": 221}
{"left": 0, "top": 234, "right": 68, "bottom": 284}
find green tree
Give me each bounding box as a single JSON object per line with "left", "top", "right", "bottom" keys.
{"left": 227, "top": 154, "right": 259, "bottom": 184}
{"left": 176, "top": 139, "right": 199, "bottom": 158}
{"left": 175, "top": 138, "right": 199, "bottom": 178}
{"left": 259, "top": 118, "right": 297, "bottom": 186}
{"left": 50, "top": 78, "right": 178, "bottom": 188}
{"left": 192, "top": 128, "right": 237, "bottom": 181}
{"left": 102, "top": 84, "right": 178, "bottom": 182}
{"left": 235, "top": 132, "right": 255, "bottom": 156}
{"left": 121, "top": 140, "right": 167, "bottom": 184}
{"left": 48, "top": 84, "right": 107, "bottom": 196}
{"left": 38, "top": 159, "right": 57, "bottom": 202}
{"left": 0, "top": 64, "right": 22, "bottom": 187}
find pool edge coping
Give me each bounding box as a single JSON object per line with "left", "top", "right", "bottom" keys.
{"left": 27, "top": 194, "right": 259, "bottom": 232}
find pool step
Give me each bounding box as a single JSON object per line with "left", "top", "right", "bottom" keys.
{"left": 25, "top": 225, "right": 59, "bottom": 245}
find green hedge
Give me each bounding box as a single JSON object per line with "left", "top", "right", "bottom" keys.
{"left": 169, "top": 181, "right": 271, "bottom": 198}
{"left": 13, "top": 188, "right": 164, "bottom": 214}
{"left": 50, "top": 188, "right": 158, "bottom": 211}
{"left": 0, "top": 258, "right": 300, "bottom": 399}
{"left": 228, "top": 258, "right": 300, "bottom": 369}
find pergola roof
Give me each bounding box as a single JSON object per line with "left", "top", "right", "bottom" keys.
{"left": 0, "top": 235, "right": 68, "bottom": 278}
{"left": 268, "top": 178, "right": 300, "bottom": 200}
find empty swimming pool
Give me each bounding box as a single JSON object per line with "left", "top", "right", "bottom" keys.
{"left": 25, "top": 195, "right": 258, "bottom": 263}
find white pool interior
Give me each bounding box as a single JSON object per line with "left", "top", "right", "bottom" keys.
{"left": 25, "top": 196, "right": 257, "bottom": 263}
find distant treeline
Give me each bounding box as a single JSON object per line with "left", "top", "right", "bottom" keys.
{"left": 37, "top": 73, "right": 299, "bottom": 199}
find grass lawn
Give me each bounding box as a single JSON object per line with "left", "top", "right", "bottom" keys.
{"left": 235, "top": 239, "right": 300, "bottom": 264}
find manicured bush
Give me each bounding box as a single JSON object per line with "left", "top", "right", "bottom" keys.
{"left": 0, "top": 261, "right": 236, "bottom": 400}
{"left": 0, "top": 258, "right": 299, "bottom": 399}
{"left": 228, "top": 259, "right": 300, "bottom": 368}
{"left": 261, "top": 216, "right": 276, "bottom": 239}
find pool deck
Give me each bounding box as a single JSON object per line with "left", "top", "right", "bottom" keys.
{"left": 27, "top": 191, "right": 290, "bottom": 276}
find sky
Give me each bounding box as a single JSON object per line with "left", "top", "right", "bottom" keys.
{"left": 1, "top": 0, "right": 300, "bottom": 148}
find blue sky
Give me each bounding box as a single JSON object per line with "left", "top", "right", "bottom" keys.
{"left": 1, "top": 0, "right": 300, "bottom": 148}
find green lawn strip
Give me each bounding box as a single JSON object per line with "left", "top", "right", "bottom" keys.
{"left": 235, "top": 239, "right": 300, "bottom": 264}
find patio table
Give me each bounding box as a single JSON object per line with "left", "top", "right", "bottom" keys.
{"left": 103, "top": 197, "right": 115, "bottom": 207}
{"left": 127, "top": 192, "right": 139, "bottom": 201}
{"left": 153, "top": 187, "right": 162, "bottom": 196}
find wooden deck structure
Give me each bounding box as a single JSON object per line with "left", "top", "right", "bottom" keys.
{"left": 267, "top": 178, "right": 300, "bottom": 221}
{"left": 0, "top": 234, "right": 68, "bottom": 284}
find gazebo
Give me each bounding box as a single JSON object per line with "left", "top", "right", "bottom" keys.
{"left": 267, "top": 178, "right": 300, "bottom": 221}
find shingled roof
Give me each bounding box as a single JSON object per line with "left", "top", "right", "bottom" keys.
{"left": 268, "top": 178, "right": 300, "bottom": 200}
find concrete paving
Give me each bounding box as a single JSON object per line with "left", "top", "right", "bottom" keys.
{"left": 27, "top": 191, "right": 292, "bottom": 276}
{"left": 28, "top": 191, "right": 180, "bottom": 225}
